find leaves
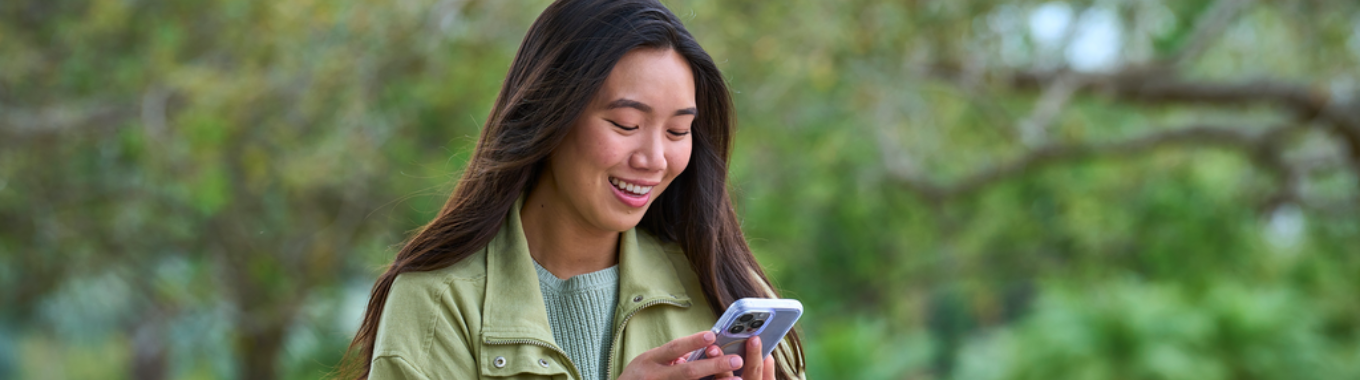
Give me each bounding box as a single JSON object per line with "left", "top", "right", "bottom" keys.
{"left": 2, "top": 0, "right": 1359, "bottom": 379}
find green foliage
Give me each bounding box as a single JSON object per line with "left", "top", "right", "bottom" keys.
{"left": 2, "top": 0, "right": 1359, "bottom": 379}
{"left": 954, "top": 279, "right": 1356, "bottom": 380}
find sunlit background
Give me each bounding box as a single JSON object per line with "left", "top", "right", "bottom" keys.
{"left": 4, "top": 0, "right": 1360, "bottom": 379}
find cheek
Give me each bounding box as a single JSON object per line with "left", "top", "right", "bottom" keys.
{"left": 570, "top": 126, "right": 626, "bottom": 176}
{"left": 666, "top": 140, "right": 693, "bottom": 179}
{"left": 588, "top": 135, "right": 630, "bottom": 171}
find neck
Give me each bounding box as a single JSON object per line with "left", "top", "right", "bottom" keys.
{"left": 520, "top": 187, "right": 620, "bottom": 280}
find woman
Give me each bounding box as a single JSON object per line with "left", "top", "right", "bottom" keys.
{"left": 338, "top": 0, "right": 805, "bottom": 379}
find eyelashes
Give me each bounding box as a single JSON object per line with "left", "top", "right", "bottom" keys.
{"left": 609, "top": 120, "right": 691, "bottom": 137}
{"left": 609, "top": 120, "right": 638, "bottom": 131}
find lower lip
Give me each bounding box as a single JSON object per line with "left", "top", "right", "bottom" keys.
{"left": 610, "top": 182, "right": 650, "bottom": 208}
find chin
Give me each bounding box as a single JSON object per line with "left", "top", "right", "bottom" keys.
{"left": 600, "top": 207, "right": 648, "bottom": 232}
{"left": 609, "top": 215, "right": 646, "bottom": 232}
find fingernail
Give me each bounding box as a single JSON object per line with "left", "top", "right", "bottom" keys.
{"left": 751, "top": 336, "right": 761, "bottom": 347}
{"left": 702, "top": 332, "right": 715, "bottom": 342}
{"left": 729, "top": 356, "right": 743, "bottom": 368}
{"left": 708, "top": 346, "right": 721, "bottom": 357}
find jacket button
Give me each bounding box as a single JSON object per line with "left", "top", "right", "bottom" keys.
{"left": 633, "top": 295, "right": 643, "bottom": 302}
{"left": 538, "top": 358, "right": 549, "bottom": 368}
{"left": 493, "top": 356, "right": 506, "bottom": 368}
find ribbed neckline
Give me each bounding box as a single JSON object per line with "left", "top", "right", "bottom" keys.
{"left": 533, "top": 260, "right": 619, "bottom": 294}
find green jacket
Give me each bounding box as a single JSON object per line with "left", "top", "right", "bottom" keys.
{"left": 369, "top": 202, "right": 717, "bottom": 379}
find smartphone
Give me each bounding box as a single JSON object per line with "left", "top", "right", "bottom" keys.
{"left": 687, "top": 298, "right": 802, "bottom": 367}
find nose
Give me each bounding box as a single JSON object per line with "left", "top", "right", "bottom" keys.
{"left": 629, "top": 130, "right": 667, "bottom": 172}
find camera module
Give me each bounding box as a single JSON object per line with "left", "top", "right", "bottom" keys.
{"left": 728, "top": 324, "right": 745, "bottom": 334}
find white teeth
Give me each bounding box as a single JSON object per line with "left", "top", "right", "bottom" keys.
{"left": 610, "top": 177, "right": 651, "bottom": 196}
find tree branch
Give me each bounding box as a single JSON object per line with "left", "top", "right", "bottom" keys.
{"left": 1011, "top": 68, "right": 1360, "bottom": 179}
{"left": 925, "top": 62, "right": 1331, "bottom": 117}
{"left": 1017, "top": 73, "right": 1084, "bottom": 147}
{"left": 1008, "top": 69, "right": 1327, "bottom": 113}
{"left": 1164, "top": 0, "right": 1255, "bottom": 66}
{"left": 0, "top": 102, "right": 136, "bottom": 139}
{"left": 883, "top": 124, "right": 1298, "bottom": 203}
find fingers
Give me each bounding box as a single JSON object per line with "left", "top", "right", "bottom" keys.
{"left": 649, "top": 331, "right": 716, "bottom": 362}
{"left": 709, "top": 344, "right": 734, "bottom": 379}
{"left": 671, "top": 353, "right": 742, "bottom": 380}
{"left": 623, "top": 331, "right": 746, "bottom": 380}
{"left": 740, "top": 337, "right": 764, "bottom": 380}
{"left": 762, "top": 356, "right": 775, "bottom": 380}
{"left": 704, "top": 345, "right": 722, "bottom": 360}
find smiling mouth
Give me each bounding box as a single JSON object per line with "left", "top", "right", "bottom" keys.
{"left": 610, "top": 177, "right": 653, "bottom": 196}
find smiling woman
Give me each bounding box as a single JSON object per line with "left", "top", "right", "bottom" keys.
{"left": 523, "top": 49, "right": 697, "bottom": 260}
{"left": 334, "top": 1, "right": 805, "bottom": 380}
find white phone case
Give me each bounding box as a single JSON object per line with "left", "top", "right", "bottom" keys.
{"left": 687, "top": 298, "right": 803, "bottom": 364}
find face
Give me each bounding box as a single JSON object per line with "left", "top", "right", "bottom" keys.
{"left": 536, "top": 48, "right": 696, "bottom": 233}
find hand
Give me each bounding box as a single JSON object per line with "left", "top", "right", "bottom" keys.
{"left": 618, "top": 331, "right": 745, "bottom": 380}
{"left": 742, "top": 337, "right": 777, "bottom": 380}
{"left": 710, "top": 336, "right": 776, "bottom": 380}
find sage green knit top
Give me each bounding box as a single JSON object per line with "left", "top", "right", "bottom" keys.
{"left": 533, "top": 260, "right": 620, "bottom": 380}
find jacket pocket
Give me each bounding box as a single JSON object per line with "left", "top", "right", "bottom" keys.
{"left": 480, "top": 338, "right": 575, "bottom": 379}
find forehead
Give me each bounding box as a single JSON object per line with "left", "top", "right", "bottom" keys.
{"left": 594, "top": 48, "right": 697, "bottom": 111}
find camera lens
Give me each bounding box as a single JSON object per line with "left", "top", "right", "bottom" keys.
{"left": 738, "top": 314, "right": 754, "bottom": 322}
{"left": 728, "top": 324, "right": 745, "bottom": 334}
{"left": 750, "top": 320, "right": 764, "bottom": 329}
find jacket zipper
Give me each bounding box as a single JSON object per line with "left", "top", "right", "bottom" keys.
{"left": 484, "top": 337, "right": 582, "bottom": 380}
{"left": 605, "top": 299, "right": 688, "bottom": 377}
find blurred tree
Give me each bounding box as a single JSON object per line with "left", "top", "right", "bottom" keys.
{"left": 676, "top": 0, "right": 1360, "bottom": 377}
{"left": 2, "top": 0, "right": 528, "bottom": 378}
{"left": 2, "top": 0, "right": 1358, "bottom": 379}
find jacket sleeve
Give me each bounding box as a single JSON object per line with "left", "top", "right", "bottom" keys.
{"left": 370, "top": 355, "right": 434, "bottom": 380}
{"left": 371, "top": 272, "right": 482, "bottom": 379}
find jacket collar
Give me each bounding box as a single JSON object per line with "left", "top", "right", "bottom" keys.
{"left": 481, "top": 197, "right": 692, "bottom": 340}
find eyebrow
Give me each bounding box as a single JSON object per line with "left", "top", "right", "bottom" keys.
{"left": 605, "top": 98, "right": 698, "bottom": 117}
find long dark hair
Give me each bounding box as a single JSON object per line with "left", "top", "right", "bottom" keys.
{"left": 337, "top": 0, "right": 805, "bottom": 378}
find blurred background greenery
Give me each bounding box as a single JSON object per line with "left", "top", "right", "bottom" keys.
{"left": 3, "top": 0, "right": 1360, "bottom": 379}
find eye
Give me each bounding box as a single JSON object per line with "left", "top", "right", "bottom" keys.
{"left": 608, "top": 120, "right": 638, "bottom": 131}
{"left": 668, "top": 130, "right": 691, "bottom": 137}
